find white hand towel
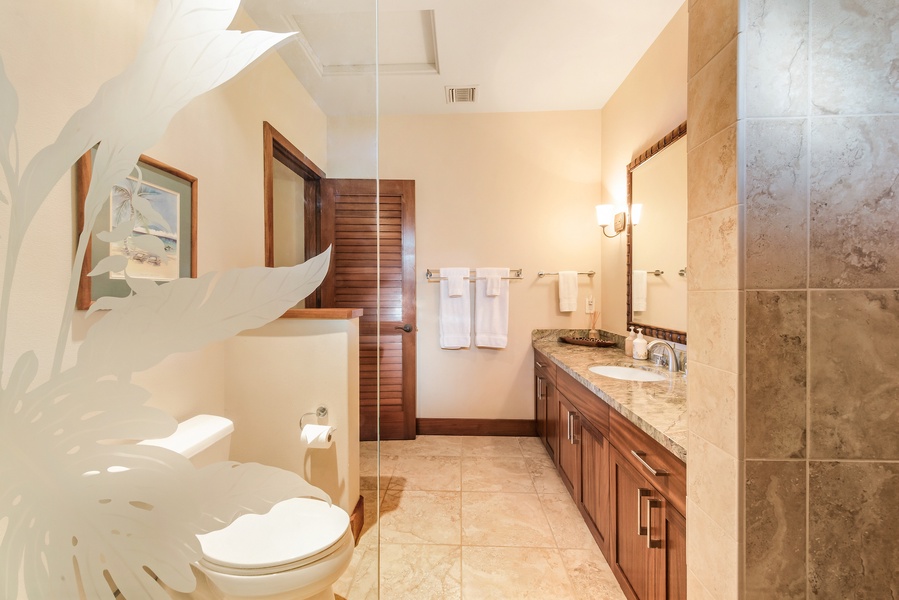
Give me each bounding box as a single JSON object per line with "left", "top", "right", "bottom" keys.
{"left": 439, "top": 268, "right": 471, "bottom": 349}
{"left": 633, "top": 270, "right": 648, "bottom": 312}
{"left": 475, "top": 268, "right": 509, "bottom": 348}
{"left": 486, "top": 272, "right": 502, "bottom": 297}
{"left": 447, "top": 268, "right": 466, "bottom": 297}
{"left": 558, "top": 271, "right": 578, "bottom": 312}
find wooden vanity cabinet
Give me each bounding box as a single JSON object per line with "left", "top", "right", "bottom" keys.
{"left": 532, "top": 351, "right": 686, "bottom": 600}
{"left": 609, "top": 410, "right": 686, "bottom": 600}
{"left": 534, "top": 350, "right": 558, "bottom": 463}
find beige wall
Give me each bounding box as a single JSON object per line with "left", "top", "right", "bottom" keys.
{"left": 224, "top": 318, "right": 361, "bottom": 513}
{"left": 0, "top": 1, "right": 330, "bottom": 423}
{"left": 599, "top": 3, "right": 688, "bottom": 336}
{"left": 379, "top": 111, "right": 602, "bottom": 420}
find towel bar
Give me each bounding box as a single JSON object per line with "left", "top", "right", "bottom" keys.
{"left": 426, "top": 268, "right": 523, "bottom": 282}
{"left": 537, "top": 271, "right": 595, "bottom": 278}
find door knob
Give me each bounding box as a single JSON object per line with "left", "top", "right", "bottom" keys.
{"left": 395, "top": 324, "right": 413, "bottom": 333}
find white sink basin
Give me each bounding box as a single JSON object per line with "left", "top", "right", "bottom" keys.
{"left": 588, "top": 365, "right": 667, "bottom": 382}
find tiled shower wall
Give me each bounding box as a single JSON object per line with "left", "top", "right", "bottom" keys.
{"left": 742, "top": 0, "right": 899, "bottom": 597}
{"left": 688, "top": 0, "right": 899, "bottom": 597}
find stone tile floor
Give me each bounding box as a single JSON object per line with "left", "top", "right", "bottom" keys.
{"left": 334, "top": 435, "right": 627, "bottom": 599}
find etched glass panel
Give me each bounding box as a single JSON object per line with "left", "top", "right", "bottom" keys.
{"left": 0, "top": 0, "right": 378, "bottom": 597}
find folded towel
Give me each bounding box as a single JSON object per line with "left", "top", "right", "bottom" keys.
{"left": 439, "top": 268, "right": 471, "bottom": 349}
{"left": 475, "top": 268, "right": 509, "bottom": 348}
{"left": 486, "top": 272, "right": 502, "bottom": 297}
{"left": 558, "top": 271, "right": 578, "bottom": 312}
{"left": 633, "top": 270, "right": 647, "bottom": 312}
{"left": 447, "top": 268, "right": 466, "bottom": 297}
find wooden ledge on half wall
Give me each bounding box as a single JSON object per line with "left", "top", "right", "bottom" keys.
{"left": 279, "top": 308, "right": 364, "bottom": 320}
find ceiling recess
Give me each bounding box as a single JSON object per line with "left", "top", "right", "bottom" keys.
{"left": 445, "top": 86, "right": 478, "bottom": 103}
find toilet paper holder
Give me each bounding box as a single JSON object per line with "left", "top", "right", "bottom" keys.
{"left": 300, "top": 406, "right": 329, "bottom": 427}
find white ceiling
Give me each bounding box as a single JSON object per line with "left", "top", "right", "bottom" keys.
{"left": 243, "top": 0, "right": 683, "bottom": 116}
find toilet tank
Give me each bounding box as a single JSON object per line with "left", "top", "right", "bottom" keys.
{"left": 140, "top": 414, "right": 234, "bottom": 468}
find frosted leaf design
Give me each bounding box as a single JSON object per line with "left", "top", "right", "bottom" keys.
{"left": 0, "top": 0, "right": 342, "bottom": 598}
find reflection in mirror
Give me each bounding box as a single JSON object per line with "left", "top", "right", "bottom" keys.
{"left": 627, "top": 122, "right": 687, "bottom": 344}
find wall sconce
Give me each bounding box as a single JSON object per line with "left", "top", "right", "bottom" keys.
{"left": 596, "top": 204, "right": 642, "bottom": 238}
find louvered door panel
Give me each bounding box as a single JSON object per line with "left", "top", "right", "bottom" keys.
{"left": 321, "top": 179, "right": 416, "bottom": 440}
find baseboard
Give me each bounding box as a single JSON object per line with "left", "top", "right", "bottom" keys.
{"left": 416, "top": 418, "right": 536, "bottom": 437}
{"left": 350, "top": 494, "right": 364, "bottom": 545}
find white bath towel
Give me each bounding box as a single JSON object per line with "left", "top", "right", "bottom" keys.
{"left": 439, "top": 267, "right": 471, "bottom": 349}
{"left": 633, "top": 270, "right": 648, "bottom": 312}
{"left": 475, "top": 268, "right": 510, "bottom": 348}
{"left": 558, "top": 271, "right": 578, "bottom": 312}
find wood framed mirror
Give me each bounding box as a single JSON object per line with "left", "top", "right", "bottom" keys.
{"left": 626, "top": 121, "right": 687, "bottom": 345}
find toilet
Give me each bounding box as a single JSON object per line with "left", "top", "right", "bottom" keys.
{"left": 142, "top": 415, "right": 354, "bottom": 600}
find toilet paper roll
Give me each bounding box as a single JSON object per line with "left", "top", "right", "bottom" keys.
{"left": 300, "top": 424, "right": 335, "bottom": 448}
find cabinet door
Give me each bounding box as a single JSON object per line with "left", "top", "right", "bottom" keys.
{"left": 546, "top": 378, "right": 559, "bottom": 464}
{"left": 557, "top": 393, "right": 580, "bottom": 500}
{"left": 579, "top": 422, "right": 610, "bottom": 555}
{"left": 662, "top": 504, "right": 686, "bottom": 600}
{"left": 610, "top": 446, "right": 653, "bottom": 600}
{"left": 535, "top": 373, "right": 547, "bottom": 444}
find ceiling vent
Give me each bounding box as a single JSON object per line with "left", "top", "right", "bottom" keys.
{"left": 445, "top": 86, "right": 478, "bottom": 103}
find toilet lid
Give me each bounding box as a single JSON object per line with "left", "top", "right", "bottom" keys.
{"left": 198, "top": 498, "right": 350, "bottom": 572}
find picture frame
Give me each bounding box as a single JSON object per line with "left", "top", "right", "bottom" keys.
{"left": 76, "top": 152, "right": 198, "bottom": 310}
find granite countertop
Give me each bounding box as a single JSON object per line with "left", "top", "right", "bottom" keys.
{"left": 533, "top": 330, "right": 687, "bottom": 462}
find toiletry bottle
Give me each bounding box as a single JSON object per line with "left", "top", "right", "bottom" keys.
{"left": 633, "top": 328, "right": 648, "bottom": 360}
{"left": 625, "top": 327, "right": 635, "bottom": 356}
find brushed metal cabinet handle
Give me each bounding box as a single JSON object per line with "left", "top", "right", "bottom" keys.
{"left": 571, "top": 413, "right": 579, "bottom": 444}
{"left": 631, "top": 450, "right": 668, "bottom": 477}
{"left": 536, "top": 361, "right": 545, "bottom": 368}
{"left": 647, "top": 498, "right": 662, "bottom": 549}
{"left": 637, "top": 488, "right": 651, "bottom": 536}
{"left": 567, "top": 411, "right": 572, "bottom": 443}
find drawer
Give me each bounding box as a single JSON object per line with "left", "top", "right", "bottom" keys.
{"left": 557, "top": 368, "right": 609, "bottom": 437}
{"left": 534, "top": 349, "right": 556, "bottom": 381}
{"left": 610, "top": 409, "right": 686, "bottom": 516}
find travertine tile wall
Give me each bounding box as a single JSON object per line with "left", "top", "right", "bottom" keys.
{"left": 685, "top": 0, "right": 741, "bottom": 596}
{"left": 689, "top": 0, "right": 899, "bottom": 597}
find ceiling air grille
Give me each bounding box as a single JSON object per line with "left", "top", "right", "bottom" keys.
{"left": 445, "top": 86, "right": 478, "bottom": 103}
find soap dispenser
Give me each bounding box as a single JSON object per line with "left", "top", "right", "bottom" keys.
{"left": 624, "top": 327, "right": 635, "bottom": 357}
{"left": 633, "top": 328, "right": 648, "bottom": 360}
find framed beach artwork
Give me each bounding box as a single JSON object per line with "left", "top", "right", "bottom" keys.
{"left": 76, "top": 152, "right": 198, "bottom": 309}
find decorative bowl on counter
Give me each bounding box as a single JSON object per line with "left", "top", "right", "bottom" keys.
{"left": 559, "top": 336, "right": 617, "bottom": 348}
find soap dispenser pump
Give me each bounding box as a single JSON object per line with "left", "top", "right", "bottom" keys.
{"left": 625, "top": 326, "right": 635, "bottom": 356}
{"left": 633, "top": 328, "right": 648, "bottom": 360}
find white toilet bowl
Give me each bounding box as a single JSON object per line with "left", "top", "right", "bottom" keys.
{"left": 195, "top": 497, "right": 353, "bottom": 600}
{"left": 143, "top": 415, "right": 353, "bottom": 600}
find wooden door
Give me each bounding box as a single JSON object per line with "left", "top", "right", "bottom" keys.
{"left": 579, "top": 422, "right": 610, "bottom": 557}
{"left": 320, "top": 179, "right": 416, "bottom": 440}
{"left": 557, "top": 393, "right": 580, "bottom": 499}
{"left": 610, "top": 446, "right": 653, "bottom": 600}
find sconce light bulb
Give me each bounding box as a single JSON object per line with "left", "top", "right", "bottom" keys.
{"left": 630, "top": 203, "right": 643, "bottom": 225}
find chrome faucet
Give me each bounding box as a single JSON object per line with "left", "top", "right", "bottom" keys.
{"left": 647, "top": 340, "right": 679, "bottom": 372}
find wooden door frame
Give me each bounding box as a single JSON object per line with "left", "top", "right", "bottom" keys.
{"left": 263, "top": 121, "right": 325, "bottom": 307}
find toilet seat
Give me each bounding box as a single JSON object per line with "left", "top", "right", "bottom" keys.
{"left": 198, "top": 497, "right": 350, "bottom": 576}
